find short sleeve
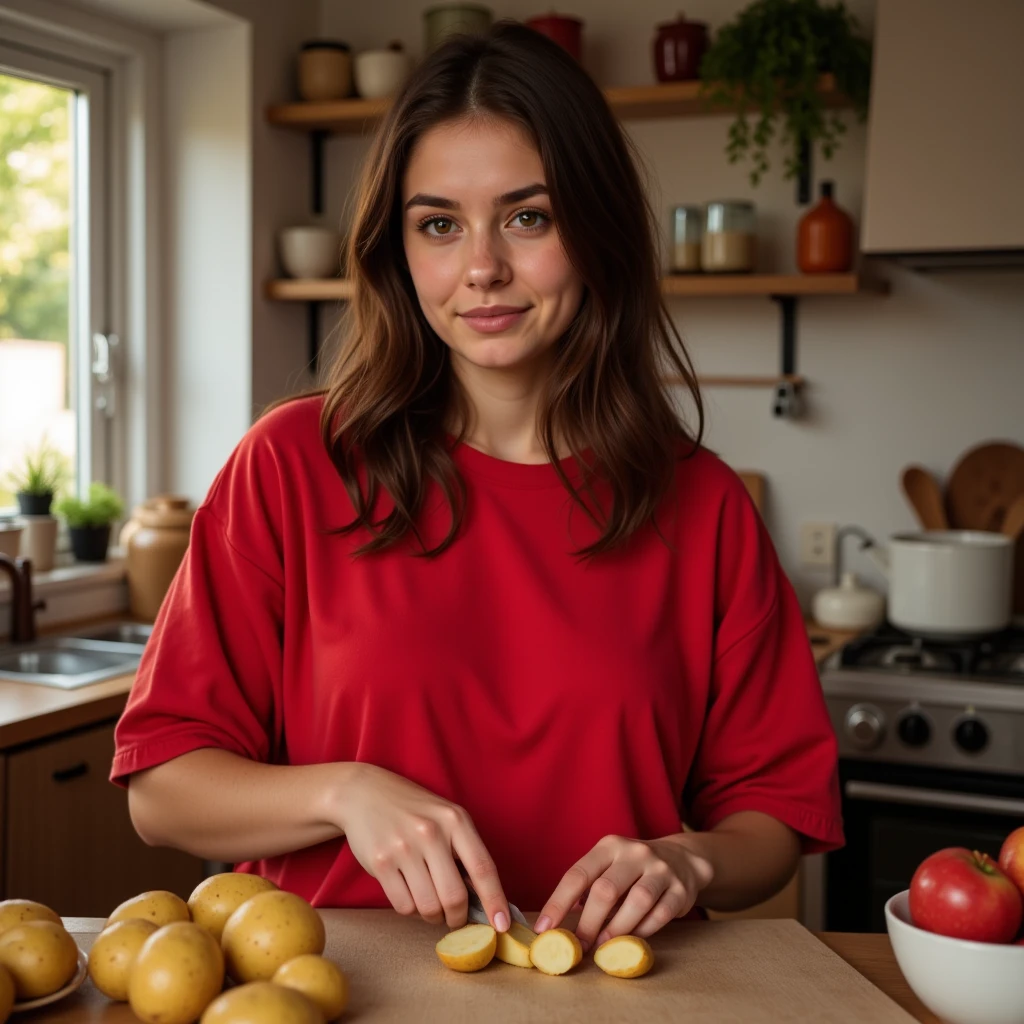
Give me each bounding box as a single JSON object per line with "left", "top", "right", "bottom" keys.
{"left": 111, "top": 472, "right": 286, "bottom": 788}
{"left": 683, "top": 480, "right": 844, "bottom": 854}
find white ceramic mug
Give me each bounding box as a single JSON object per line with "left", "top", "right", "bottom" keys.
{"left": 278, "top": 226, "right": 342, "bottom": 279}
{"left": 19, "top": 514, "right": 58, "bottom": 572}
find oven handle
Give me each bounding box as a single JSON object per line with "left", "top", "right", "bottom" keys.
{"left": 845, "top": 781, "right": 1024, "bottom": 817}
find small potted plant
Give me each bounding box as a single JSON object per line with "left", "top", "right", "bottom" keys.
{"left": 54, "top": 482, "right": 125, "bottom": 563}
{"left": 6, "top": 440, "right": 68, "bottom": 516}
{"left": 700, "top": 0, "right": 872, "bottom": 186}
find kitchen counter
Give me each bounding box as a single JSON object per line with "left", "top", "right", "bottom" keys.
{"left": 41, "top": 913, "right": 934, "bottom": 1022}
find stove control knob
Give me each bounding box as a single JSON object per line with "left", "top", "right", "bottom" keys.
{"left": 845, "top": 704, "right": 885, "bottom": 750}
{"left": 954, "top": 717, "right": 989, "bottom": 754}
{"left": 897, "top": 711, "right": 932, "bottom": 748}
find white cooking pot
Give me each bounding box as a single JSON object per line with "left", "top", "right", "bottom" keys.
{"left": 867, "top": 530, "right": 1014, "bottom": 639}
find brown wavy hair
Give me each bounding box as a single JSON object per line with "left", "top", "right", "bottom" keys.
{"left": 321, "top": 21, "right": 703, "bottom": 558}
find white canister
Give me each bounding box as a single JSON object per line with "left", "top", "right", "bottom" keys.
{"left": 812, "top": 572, "right": 886, "bottom": 631}
{"left": 278, "top": 226, "right": 342, "bottom": 279}
{"left": 354, "top": 46, "right": 411, "bottom": 100}
{"left": 19, "top": 514, "right": 58, "bottom": 572}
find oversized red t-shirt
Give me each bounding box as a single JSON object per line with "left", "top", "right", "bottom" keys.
{"left": 112, "top": 396, "right": 843, "bottom": 910}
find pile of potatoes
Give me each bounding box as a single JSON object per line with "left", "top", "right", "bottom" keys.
{"left": 0, "top": 898, "right": 82, "bottom": 1019}
{"left": 436, "top": 920, "right": 654, "bottom": 979}
{"left": 87, "top": 874, "right": 348, "bottom": 1023}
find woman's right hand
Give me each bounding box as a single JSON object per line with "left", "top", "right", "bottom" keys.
{"left": 335, "top": 763, "right": 511, "bottom": 932}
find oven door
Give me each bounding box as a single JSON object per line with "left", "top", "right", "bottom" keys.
{"left": 825, "top": 758, "right": 1024, "bottom": 933}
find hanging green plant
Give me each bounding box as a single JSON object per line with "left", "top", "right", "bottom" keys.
{"left": 700, "top": 0, "right": 872, "bottom": 185}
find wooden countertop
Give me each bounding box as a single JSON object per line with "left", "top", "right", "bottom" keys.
{"left": 39, "top": 914, "right": 934, "bottom": 1022}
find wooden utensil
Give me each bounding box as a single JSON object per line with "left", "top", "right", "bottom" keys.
{"left": 900, "top": 465, "right": 948, "bottom": 530}
{"left": 945, "top": 442, "right": 1024, "bottom": 532}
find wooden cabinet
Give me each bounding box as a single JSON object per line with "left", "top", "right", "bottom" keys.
{"left": 3, "top": 720, "right": 205, "bottom": 917}
{"left": 862, "top": 0, "right": 1024, "bottom": 259}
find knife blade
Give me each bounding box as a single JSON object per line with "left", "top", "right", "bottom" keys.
{"left": 458, "top": 864, "right": 530, "bottom": 928}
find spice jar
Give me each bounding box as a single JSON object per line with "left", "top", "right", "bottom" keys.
{"left": 670, "top": 205, "right": 702, "bottom": 273}
{"left": 297, "top": 41, "right": 352, "bottom": 102}
{"left": 702, "top": 200, "right": 757, "bottom": 273}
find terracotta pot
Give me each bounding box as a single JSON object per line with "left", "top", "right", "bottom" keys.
{"left": 123, "top": 496, "right": 196, "bottom": 622}
{"left": 653, "top": 13, "right": 708, "bottom": 82}
{"left": 798, "top": 181, "right": 854, "bottom": 273}
{"left": 525, "top": 13, "right": 583, "bottom": 61}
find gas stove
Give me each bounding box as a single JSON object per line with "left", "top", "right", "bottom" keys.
{"left": 819, "top": 623, "right": 1024, "bottom": 775}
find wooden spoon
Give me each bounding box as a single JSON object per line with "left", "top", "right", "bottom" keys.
{"left": 1001, "top": 494, "right": 1024, "bottom": 542}
{"left": 900, "top": 465, "right": 949, "bottom": 531}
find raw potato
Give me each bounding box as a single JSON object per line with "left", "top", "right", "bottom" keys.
{"left": 108, "top": 890, "right": 191, "bottom": 928}
{"left": 201, "top": 981, "right": 325, "bottom": 1024}
{"left": 274, "top": 954, "right": 349, "bottom": 1020}
{"left": 221, "top": 890, "right": 326, "bottom": 983}
{"left": 0, "top": 920, "right": 79, "bottom": 999}
{"left": 128, "top": 921, "right": 225, "bottom": 1024}
{"left": 0, "top": 900, "right": 60, "bottom": 935}
{"left": 435, "top": 923, "right": 496, "bottom": 973}
{"left": 494, "top": 922, "right": 537, "bottom": 968}
{"left": 529, "top": 928, "right": 582, "bottom": 976}
{"left": 189, "top": 872, "right": 278, "bottom": 942}
{"left": 0, "top": 965, "right": 13, "bottom": 1022}
{"left": 87, "top": 918, "right": 159, "bottom": 1001}
{"left": 593, "top": 935, "right": 654, "bottom": 979}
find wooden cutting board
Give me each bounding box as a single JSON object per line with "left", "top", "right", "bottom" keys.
{"left": 55, "top": 912, "right": 917, "bottom": 1023}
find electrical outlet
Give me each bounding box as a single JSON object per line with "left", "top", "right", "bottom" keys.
{"left": 800, "top": 522, "right": 836, "bottom": 569}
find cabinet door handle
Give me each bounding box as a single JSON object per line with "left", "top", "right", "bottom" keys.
{"left": 52, "top": 762, "right": 89, "bottom": 783}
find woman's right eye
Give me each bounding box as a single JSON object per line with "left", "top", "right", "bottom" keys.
{"left": 419, "top": 217, "right": 456, "bottom": 237}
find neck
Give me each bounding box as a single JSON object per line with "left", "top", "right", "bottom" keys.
{"left": 448, "top": 353, "right": 564, "bottom": 464}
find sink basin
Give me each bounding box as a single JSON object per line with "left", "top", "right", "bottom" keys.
{"left": 66, "top": 622, "right": 153, "bottom": 646}
{"left": 0, "top": 639, "right": 143, "bottom": 689}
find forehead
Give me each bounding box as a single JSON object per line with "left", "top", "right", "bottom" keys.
{"left": 402, "top": 117, "right": 545, "bottom": 199}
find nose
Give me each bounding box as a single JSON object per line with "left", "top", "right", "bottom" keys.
{"left": 463, "top": 228, "right": 511, "bottom": 290}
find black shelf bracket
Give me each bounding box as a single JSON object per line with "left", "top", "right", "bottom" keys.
{"left": 305, "top": 130, "right": 329, "bottom": 374}
{"left": 769, "top": 294, "right": 804, "bottom": 419}
{"left": 307, "top": 301, "right": 321, "bottom": 374}
{"left": 797, "top": 134, "right": 813, "bottom": 205}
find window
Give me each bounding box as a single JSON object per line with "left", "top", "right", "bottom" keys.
{"left": 0, "top": 38, "right": 113, "bottom": 513}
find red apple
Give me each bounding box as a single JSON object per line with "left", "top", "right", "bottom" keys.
{"left": 998, "top": 826, "right": 1024, "bottom": 896}
{"left": 909, "top": 847, "right": 1022, "bottom": 943}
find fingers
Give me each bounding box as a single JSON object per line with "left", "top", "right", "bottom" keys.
{"left": 424, "top": 845, "right": 470, "bottom": 929}
{"left": 376, "top": 865, "right": 417, "bottom": 918}
{"left": 630, "top": 885, "right": 694, "bottom": 940}
{"left": 598, "top": 872, "right": 683, "bottom": 945}
{"left": 575, "top": 861, "right": 647, "bottom": 952}
{"left": 535, "top": 839, "right": 616, "bottom": 934}
{"left": 452, "top": 815, "right": 510, "bottom": 932}
{"left": 400, "top": 858, "right": 446, "bottom": 925}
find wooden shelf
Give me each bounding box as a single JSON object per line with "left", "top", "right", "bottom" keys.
{"left": 265, "top": 272, "right": 886, "bottom": 303}
{"left": 266, "top": 74, "right": 847, "bottom": 135}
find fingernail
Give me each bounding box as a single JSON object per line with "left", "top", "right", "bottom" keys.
{"left": 534, "top": 916, "right": 552, "bottom": 933}
{"left": 494, "top": 911, "right": 509, "bottom": 932}
{"left": 596, "top": 931, "right": 610, "bottom": 947}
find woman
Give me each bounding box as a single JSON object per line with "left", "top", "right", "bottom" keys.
{"left": 114, "top": 23, "right": 842, "bottom": 953}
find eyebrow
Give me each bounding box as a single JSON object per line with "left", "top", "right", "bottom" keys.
{"left": 404, "top": 183, "right": 549, "bottom": 211}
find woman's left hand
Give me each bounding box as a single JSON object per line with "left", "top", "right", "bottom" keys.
{"left": 534, "top": 834, "right": 714, "bottom": 952}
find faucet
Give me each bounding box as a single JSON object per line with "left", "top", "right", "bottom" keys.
{"left": 0, "top": 554, "right": 40, "bottom": 644}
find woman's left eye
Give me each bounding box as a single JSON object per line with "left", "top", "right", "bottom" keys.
{"left": 511, "top": 209, "right": 549, "bottom": 230}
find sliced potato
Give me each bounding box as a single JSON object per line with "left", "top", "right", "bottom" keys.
{"left": 593, "top": 934, "right": 654, "bottom": 978}
{"left": 494, "top": 922, "right": 537, "bottom": 968}
{"left": 435, "top": 923, "right": 496, "bottom": 973}
{"left": 529, "top": 928, "right": 582, "bottom": 976}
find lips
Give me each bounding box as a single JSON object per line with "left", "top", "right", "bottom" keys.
{"left": 458, "top": 305, "right": 531, "bottom": 335}
{"left": 459, "top": 305, "right": 529, "bottom": 317}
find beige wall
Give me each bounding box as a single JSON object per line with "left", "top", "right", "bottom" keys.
{"left": 317, "top": 0, "right": 1024, "bottom": 604}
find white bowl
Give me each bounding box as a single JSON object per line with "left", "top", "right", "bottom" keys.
{"left": 278, "top": 226, "right": 341, "bottom": 279}
{"left": 885, "top": 890, "right": 1024, "bottom": 1024}
{"left": 353, "top": 49, "right": 410, "bottom": 99}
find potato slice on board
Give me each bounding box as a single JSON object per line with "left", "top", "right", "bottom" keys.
{"left": 529, "top": 928, "right": 582, "bottom": 976}
{"left": 494, "top": 922, "right": 537, "bottom": 968}
{"left": 435, "top": 924, "right": 496, "bottom": 973}
{"left": 593, "top": 935, "right": 654, "bottom": 978}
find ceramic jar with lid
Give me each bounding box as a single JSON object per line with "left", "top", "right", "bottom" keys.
{"left": 121, "top": 496, "right": 196, "bottom": 622}
{"left": 702, "top": 200, "right": 757, "bottom": 273}
{"left": 812, "top": 572, "right": 886, "bottom": 631}
{"left": 653, "top": 13, "right": 708, "bottom": 82}
{"left": 297, "top": 41, "right": 353, "bottom": 102}
{"left": 424, "top": 4, "right": 493, "bottom": 51}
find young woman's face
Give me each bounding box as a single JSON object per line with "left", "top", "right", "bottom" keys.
{"left": 402, "top": 117, "right": 585, "bottom": 379}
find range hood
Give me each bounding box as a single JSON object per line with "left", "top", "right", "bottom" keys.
{"left": 861, "top": 0, "right": 1024, "bottom": 270}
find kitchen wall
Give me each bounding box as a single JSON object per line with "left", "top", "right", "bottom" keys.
{"left": 315, "top": 0, "right": 1024, "bottom": 603}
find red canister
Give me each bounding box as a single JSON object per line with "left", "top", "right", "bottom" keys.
{"left": 653, "top": 13, "right": 708, "bottom": 82}
{"left": 525, "top": 12, "right": 583, "bottom": 61}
